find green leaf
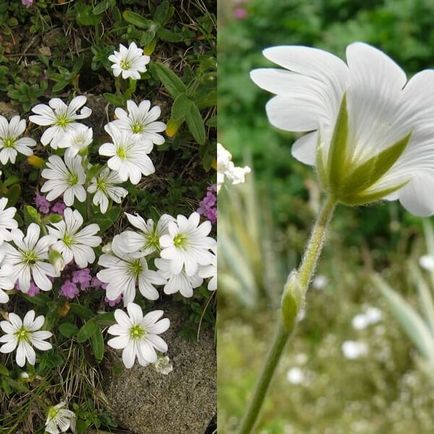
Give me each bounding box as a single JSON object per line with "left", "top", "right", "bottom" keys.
{"left": 24, "top": 205, "right": 41, "bottom": 225}
{"left": 151, "top": 62, "right": 186, "bottom": 98}
{"left": 45, "top": 214, "right": 63, "bottom": 224}
{"left": 123, "top": 10, "right": 157, "bottom": 30}
{"left": 375, "top": 274, "right": 434, "bottom": 361}
{"left": 93, "top": 207, "right": 121, "bottom": 232}
{"left": 103, "top": 92, "right": 126, "bottom": 106}
{"left": 94, "top": 312, "right": 115, "bottom": 327}
{"left": 70, "top": 303, "right": 94, "bottom": 320}
{"left": 0, "top": 363, "right": 9, "bottom": 376}
{"left": 21, "top": 293, "right": 50, "bottom": 306}
{"left": 327, "top": 93, "right": 349, "bottom": 192}
{"left": 6, "top": 184, "right": 21, "bottom": 207}
{"left": 75, "top": 4, "right": 101, "bottom": 26}
{"left": 77, "top": 320, "right": 98, "bottom": 343}
{"left": 158, "top": 28, "right": 184, "bottom": 43}
{"left": 171, "top": 93, "right": 192, "bottom": 121}
{"left": 93, "top": 0, "right": 115, "bottom": 15}
{"left": 185, "top": 102, "right": 206, "bottom": 145}
{"left": 59, "top": 322, "right": 79, "bottom": 338}
{"left": 154, "top": 0, "right": 172, "bottom": 24}
{"left": 342, "top": 132, "right": 411, "bottom": 196}
{"left": 3, "top": 175, "right": 20, "bottom": 188}
{"left": 91, "top": 328, "right": 105, "bottom": 362}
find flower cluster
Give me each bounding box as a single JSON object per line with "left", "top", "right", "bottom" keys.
{"left": 217, "top": 143, "right": 250, "bottom": 193}
{"left": 198, "top": 184, "right": 217, "bottom": 224}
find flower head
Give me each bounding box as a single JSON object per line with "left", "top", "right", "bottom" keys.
{"left": 0, "top": 115, "right": 36, "bottom": 164}
{"left": 57, "top": 124, "right": 93, "bottom": 158}
{"left": 97, "top": 235, "right": 166, "bottom": 305}
{"left": 59, "top": 280, "right": 79, "bottom": 299}
{"left": 0, "top": 266, "right": 15, "bottom": 303}
{"left": 99, "top": 124, "right": 155, "bottom": 185}
{"left": 198, "top": 248, "right": 217, "bottom": 291}
{"left": 198, "top": 184, "right": 217, "bottom": 224}
{"left": 48, "top": 208, "right": 101, "bottom": 269}
{"left": 160, "top": 212, "right": 216, "bottom": 276}
{"left": 155, "top": 258, "right": 203, "bottom": 298}
{"left": 0, "top": 310, "right": 52, "bottom": 366}
{"left": 0, "top": 197, "right": 18, "bottom": 245}
{"left": 217, "top": 143, "right": 250, "bottom": 193}
{"left": 109, "top": 42, "right": 150, "bottom": 80}
{"left": 110, "top": 100, "right": 166, "bottom": 146}
{"left": 87, "top": 167, "right": 128, "bottom": 214}
{"left": 29, "top": 96, "right": 91, "bottom": 148}
{"left": 41, "top": 154, "right": 86, "bottom": 206}
{"left": 45, "top": 402, "right": 76, "bottom": 434}
{"left": 116, "top": 213, "right": 174, "bottom": 256}
{"left": 107, "top": 303, "right": 170, "bottom": 368}
{"left": 0, "top": 223, "right": 57, "bottom": 292}
{"left": 35, "top": 193, "right": 51, "bottom": 215}
{"left": 251, "top": 42, "right": 434, "bottom": 216}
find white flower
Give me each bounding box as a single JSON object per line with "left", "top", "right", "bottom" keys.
{"left": 0, "top": 115, "right": 36, "bottom": 164}
{"left": 251, "top": 42, "right": 434, "bottom": 216}
{"left": 419, "top": 254, "right": 434, "bottom": 272}
{"left": 117, "top": 213, "right": 174, "bottom": 256}
{"left": 352, "top": 306, "right": 382, "bottom": 330}
{"left": 341, "top": 340, "right": 368, "bottom": 359}
{"left": 87, "top": 168, "right": 128, "bottom": 214}
{"left": 312, "top": 275, "right": 328, "bottom": 290}
{"left": 217, "top": 143, "right": 251, "bottom": 193}
{"left": 0, "top": 266, "right": 15, "bottom": 303}
{"left": 45, "top": 402, "right": 76, "bottom": 434}
{"left": 29, "top": 96, "right": 91, "bottom": 148}
{"left": 109, "top": 42, "right": 150, "bottom": 80}
{"left": 0, "top": 310, "right": 52, "bottom": 367}
{"left": 110, "top": 100, "right": 166, "bottom": 146}
{"left": 0, "top": 197, "right": 18, "bottom": 245}
{"left": 57, "top": 124, "right": 93, "bottom": 158}
{"left": 48, "top": 208, "right": 101, "bottom": 269}
{"left": 286, "top": 367, "right": 305, "bottom": 385}
{"left": 155, "top": 257, "right": 203, "bottom": 298}
{"left": 160, "top": 212, "right": 216, "bottom": 276}
{"left": 107, "top": 303, "right": 170, "bottom": 368}
{"left": 41, "top": 154, "right": 86, "bottom": 206}
{"left": 99, "top": 124, "right": 155, "bottom": 184}
{"left": 198, "top": 248, "right": 217, "bottom": 291}
{"left": 0, "top": 223, "right": 57, "bottom": 292}
{"left": 97, "top": 235, "right": 166, "bottom": 305}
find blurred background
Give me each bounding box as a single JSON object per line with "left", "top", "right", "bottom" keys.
{"left": 217, "top": 1, "right": 434, "bottom": 433}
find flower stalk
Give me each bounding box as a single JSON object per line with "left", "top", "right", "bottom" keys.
{"left": 238, "top": 196, "right": 336, "bottom": 434}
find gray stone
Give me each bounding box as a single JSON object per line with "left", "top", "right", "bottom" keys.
{"left": 105, "top": 301, "right": 216, "bottom": 434}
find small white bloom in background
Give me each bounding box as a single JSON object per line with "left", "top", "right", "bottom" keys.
{"left": 109, "top": 42, "right": 150, "bottom": 80}
{"left": 0, "top": 266, "right": 15, "bottom": 303}
{"left": 0, "top": 223, "right": 57, "bottom": 292}
{"left": 198, "top": 247, "right": 217, "bottom": 291}
{"left": 0, "top": 115, "right": 36, "bottom": 164}
{"left": 48, "top": 208, "right": 101, "bottom": 269}
{"left": 286, "top": 367, "right": 305, "bottom": 385}
{"left": 294, "top": 353, "right": 308, "bottom": 365}
{"left": 0, "top": 310, "right": 52, "bottom": 367}
{"left": 118, "top": 213, "right": 174, "bottom": 256}
{"left": 111, "top": 100, "right": 166, "bottom": 146}
{"left": 87, "top": 168, "right": 128, "bottom": 214}
{"left": 251, "top": 42, "right": 434, "bottom": 216}
{"left": 352, "top": 306, "right": 382, "bottom": 330}
{"left": 419, "top": 254, "right": 434, "bottom": 272}
{"left": 154, "top": 355, "right": 173, "bottom": 375}
{"left": 99, "top": 124, "right": 155, "bottom": 185}
{"left": 217, "top": 143, "right": 251, "bottom": 193}
{"left": 155, "top": 257, "right": 203, "bottom": 298}
{"left": 341, "top": 340, "right": 368, "bottom": 359}
{"left": 41, "top": 154, "right": 86, "bottom": 206}
{"left": 45, "top": 401, "right": 76, "bottom": 434}
{"left": 107, "top": 302, "right": 170, "bottom": 369}
{"left": 29, "top": 96, "right": 91, "bottom": 148}
{"left": 57, "top": 124, "right": 93, "bottom": 158}
{"left": 0, "top": 197, "right": 18, "bottom": 245}
{"left": 312, "top": 275, "right": 328, "bottom": 290}
{"left": 97, "top": 235, "right": 166, "bottom": 305}
{"left": 160, "top": 212, "right": 216, "bottom": 276}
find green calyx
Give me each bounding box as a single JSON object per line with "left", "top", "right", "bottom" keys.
{"left": 129, "top": 324, "right": 146, "bottom": 340}
{"left": 3, "top": 137, "right": 16, "bottom": 148}
{"left": 15, "top": 326, "right": 30, "bottom": 343}
{"left": 281, "top": 271, "right": 304, "bottom": 331}
{"left": 317, "top": 93, "right": 412, "bottom": 206}
{"left": 173, "top": 233, "right": 187, "bottom": 249}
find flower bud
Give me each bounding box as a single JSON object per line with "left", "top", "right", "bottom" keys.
{"left": 281, "top": 270, "right": 304, "bottom": 331}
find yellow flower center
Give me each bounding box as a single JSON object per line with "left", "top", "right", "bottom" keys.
{"left": 120, "top": 59, "right": 131, "bottom": 70}
{"left": 131, "top": 122, "right": 144, "bottom": 134}
{"left": 56, "top": 114, "right": 70, "bottom": 128}
{"left": 3, "top": 137, "right": 15, "bottom": 148}
{"left": 173, "top": 233, "right": 187, "bottom": 248}
{"left": 116, "top": 146, "right": 127, "bottom": 160}
{"left": 129, "top": 324, "right": 146, "bottom": 340}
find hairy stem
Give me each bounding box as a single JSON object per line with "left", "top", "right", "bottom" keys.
{"left": 238, "top": 196, "right": 336, "bottom": 434}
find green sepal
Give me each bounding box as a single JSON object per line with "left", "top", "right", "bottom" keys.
{"left": 340, "top": 132, "right": 412, "bottom": 197}
{"left": 281, "top": 271, "right": 304, "bottom": 331}
{"left": 315, "top": 139, "right": 328, "bottom": 190}
{"left": 340, "top": 178, "right": 410, "bottom": 206}
{"left": 327, "top": 93, "right": 349, "bottom": 192}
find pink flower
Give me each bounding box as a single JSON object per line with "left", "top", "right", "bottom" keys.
{"left": 105, "top": 294, "right": 122, "bottom": 307}
{"left": 22, "top": 0, "right": 34, "bottom": 7}
{"left": 233, "top": 7, "right": 247, "bottom": 20}
{"left": 51, "top": 200, "right": 66, "bottom": 215}
{"left": 59, "top": 280, "right": 79, "bottom": 299}
{"left": 198, "top": 184, "right": 217, "bottom": 224}
{"left": 72, "top": 268, "right": 92, "bottom": 289}
{"left": 34, "top": 193, "right": 51, "bottom": 215}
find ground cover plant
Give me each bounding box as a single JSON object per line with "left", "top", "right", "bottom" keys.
{"left": 218, "top": 0, "right": 434, "bottom": 433}
{"left": 0, "top": 1, "right": 216, "bottom": 433}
